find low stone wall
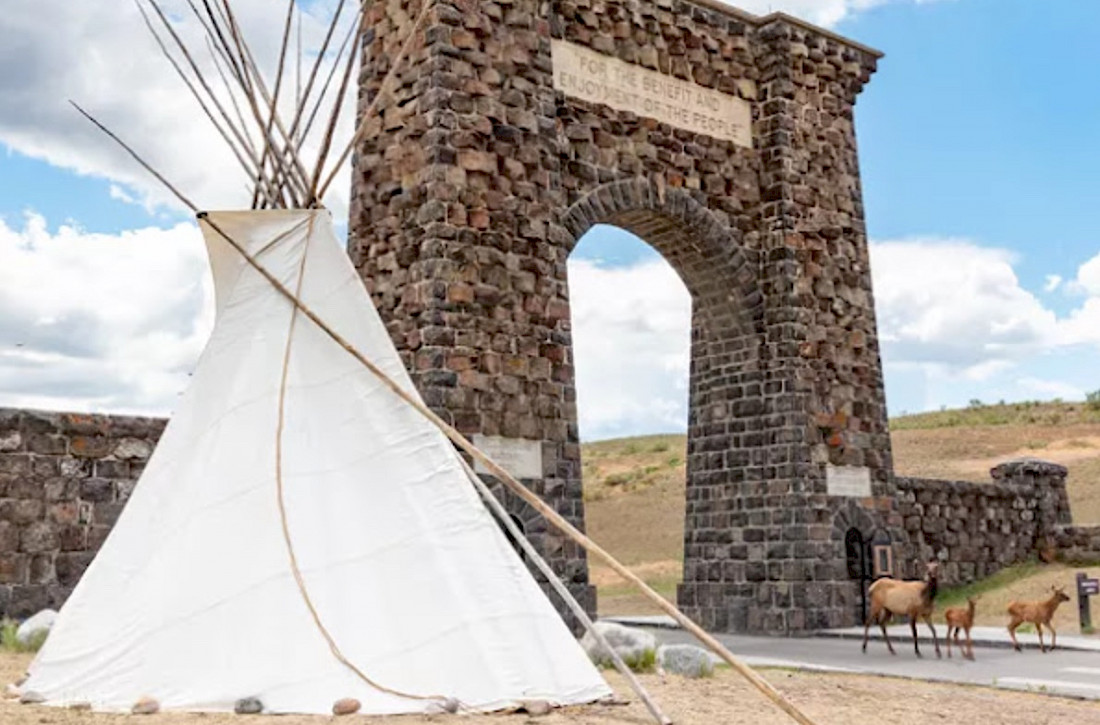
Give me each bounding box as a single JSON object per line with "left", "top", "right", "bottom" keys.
{"left": 0, "top": 402, "right": 1092, "bottom": 623}
{"left": 1055, "top": 524, "right": 1100, "bottom": 563}
{"left": 0, "top": 408, "right": 165, "bottom": 617}
{"left": 895, "top": 459, "right": 1073, "bottom": 586}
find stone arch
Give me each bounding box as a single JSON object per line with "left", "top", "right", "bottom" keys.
{"left": 560, "top": 178, "right": 779, "bottom": 632}
{"left": 832, "top": 502, "right": 879, "bottom": 623}
{"left": 350, "top": 0, "right": 895, "bottom": 634}
{"left": 559, "top": 178, "right": 764, "bottom": 339}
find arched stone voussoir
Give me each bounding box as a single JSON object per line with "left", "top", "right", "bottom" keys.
{"left": 561, "top": 179, "right": 765, "bottom": 335}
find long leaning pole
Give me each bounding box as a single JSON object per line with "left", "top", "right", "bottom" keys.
{"left": 456, "top": 457, "right": 672, "bottom": 725}
{"left": 199, "top": 214, "right": 821, "bottom": 725}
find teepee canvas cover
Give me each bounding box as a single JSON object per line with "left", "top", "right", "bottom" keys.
{"left": 24, "top": 209, "right": 611, "bottom": 714}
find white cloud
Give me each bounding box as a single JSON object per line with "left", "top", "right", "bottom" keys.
{"left": 1069, "top": 252, "right": 1100, "bottom": 297}
{"left": 1016, "top": 377, "right": 1084, "bottom": 401}
{"left": 733, "top": 0, "right": 948, "bottom": 27}
{"left": 0, "top": 0, "right": 945, "bottom": 224}
{"left": 871, "top": 238, "right": 1100, "bottom": 413}
{"left": 108, "top": 184, "right": 139, "bottom": 206}
{"left": 1057, "top": 297, "right": 1100, "bottom": 348}
{"left": 869, "top": 238, "right": 1058, "bottom": 375}
{"left": 566, "top": 234, "right": 1100, "bottom": 435}
{"left": 1044, "top": 274, "right": 1063, "bottom": 293}
{"left": 567, "top": 257, "right": 691, "bottom": 440}
{"left": 0, "top": 1, "right": 357, "bottom": 216}
{"left": 0, "top": 212, "right": 212, "bottom": 415}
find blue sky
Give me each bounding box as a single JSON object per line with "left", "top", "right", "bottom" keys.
{"left": 849, "top": 0, "right": 1100, "bottom": 303}
{"left": 1, "top": 1, "right": 1099, "bottom": 440}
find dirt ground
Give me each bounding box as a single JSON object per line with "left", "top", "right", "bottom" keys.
{"left": 4, "top": 652, "right": 1099, "bottom": 725}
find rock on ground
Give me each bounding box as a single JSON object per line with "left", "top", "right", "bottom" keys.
{"left": 580, "top": 622, "right": 657, "bottom": 669}
{"left": 657, "top": 644, "right": 715, "bottom": 678}
{"left": 15, "top": 610, "right": 56, "bottom": 647}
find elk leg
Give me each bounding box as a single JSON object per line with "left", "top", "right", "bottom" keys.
{"left": 881, "top": 612, "right": 896, "bottom": 655}
{"left": 1008, "top": 617, "right": 1022, "bottom": 652}
{"left": 924, "top": 614, "right": 941, "bottom": 658}
{"left": 1048, "top": 623, "right": 1057, "bottom": 652}
{"left": 965, "top": 625, "right": 974, "bottom": 660}
{"left": 910, "top": 616, "right": 921, "bottom": 657}
{"left": 946, "top": 625, "right": 954, "bottom": 658}
{"left": 862, "top": 610, "right": 874, "bottom": 653}
{"left": 1036, "top": 622, "right": 1046, "bottom": 653}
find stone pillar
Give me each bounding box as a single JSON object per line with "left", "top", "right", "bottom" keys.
{"left": 349, "top": 0, "right": 896, "bottom": 633}
{"left": 349, "top": 0, "right": 595, "bottom": 628}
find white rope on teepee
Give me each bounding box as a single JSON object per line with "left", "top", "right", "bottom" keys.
{"left": 269, "top": 212, "right": 460, "bottom": 711}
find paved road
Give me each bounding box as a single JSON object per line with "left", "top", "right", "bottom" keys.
{"left": 641, "top": 626, "right": 1100, "bottom": 700}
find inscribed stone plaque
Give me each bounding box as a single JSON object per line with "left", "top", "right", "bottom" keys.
{"left": 551, "top": 39, "right": 752, "bottom": 147}
{"left": 472, "top": 435, "right": 543, "bottom": 479}
{"left": 826, "top": 465, "right": 872, "bottom": 497}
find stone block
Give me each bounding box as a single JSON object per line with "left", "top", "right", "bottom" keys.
{"left": 70, "top": 436, "right": 113, "bottom": 458}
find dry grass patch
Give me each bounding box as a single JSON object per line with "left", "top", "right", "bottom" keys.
{"left": 582, "top": 402, "right": 1100, "bottom": 617}
{"left": 937, "top": 562, "right": 1100, "bottom": 634}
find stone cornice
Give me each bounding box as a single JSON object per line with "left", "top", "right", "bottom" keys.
{"left": 679, "top": 0, "right": 885, "bottom": 59}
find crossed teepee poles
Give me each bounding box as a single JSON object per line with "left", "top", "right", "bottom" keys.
{"left": 69, "top": 2, "right": 823, "bottom": 724}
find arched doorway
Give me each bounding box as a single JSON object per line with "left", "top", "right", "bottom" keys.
{"left": 560, "top": 181, "right": 766, "bottom": 631}
{"left": 568, "top": 223, "right": 691, "bottom": 615}
{"left": 845, "top": 527, "right": 869, "bottom": 622}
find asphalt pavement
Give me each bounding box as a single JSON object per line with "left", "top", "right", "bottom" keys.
{"left": 607, "top": 617, "right": 1100, "bottom": 700}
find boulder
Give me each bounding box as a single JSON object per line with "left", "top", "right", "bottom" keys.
{"left": 234, "top": 697, "right": 264, "bottom": 714}
{"left": 519, "top": 699, "right": 552, "bottom": 716}
{"left": 332, "top": 698, "right": 361, "bottom": 715}
{"left": 580, "top": 622, "right": 657, "bottom": 671}
{"left": 657, "top": 644, "right": 715, "bottom": 678}
{"left": 16, "top": 609, "right": 57, "bottom": 647}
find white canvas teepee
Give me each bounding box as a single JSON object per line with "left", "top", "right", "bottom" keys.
{"left": 23, "top": 209, "right": 612, "bottom": 714}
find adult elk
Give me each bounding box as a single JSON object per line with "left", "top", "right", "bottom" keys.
{"left": 861, "top": 560, "right": 941, "bottom": 658}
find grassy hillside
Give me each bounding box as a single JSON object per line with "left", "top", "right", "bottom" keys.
{"left": 583, "top": 399, "right": 1100, "bottom": 616}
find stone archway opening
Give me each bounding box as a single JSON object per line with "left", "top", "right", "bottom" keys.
{"left": 560, "top": 183, "right": 768, "bottom": 629}
{"left": 568, "top": 223, "right": 692, "bottom": 616}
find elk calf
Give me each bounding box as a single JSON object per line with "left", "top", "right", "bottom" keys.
{"left": 862, "top": 560, "right": 941, "bottom": 658}
{"left": 944, "top": 596, "right": 978, "bottom": 660}
{"left": 1007, "top": 585, "right": 1071, "bottom": 653}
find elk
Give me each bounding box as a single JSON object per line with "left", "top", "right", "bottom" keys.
{"left": 862, "top": 560, "right": 941, "bottom": 658}
{"left": 1007, "top": 585, "right": 1071, "bottom": 653}
{"left": 944, "top": 596, "right": 978, "bottom": 660}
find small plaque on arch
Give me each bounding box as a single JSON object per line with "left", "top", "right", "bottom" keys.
{"left": 826, "top": 465, "right": 872, "bottom": 497}
{"left": 472, "top": 435, "right": 544, "bottom": 480}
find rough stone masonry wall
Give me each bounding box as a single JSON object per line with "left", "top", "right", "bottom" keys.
{"left": 0, "top": 408, "right": 164, "bottom": 617}
{"left": 1056, "top": 523, "right": 1100, "bottom": 563}
{"left": 1, "top": 401, "right": 1096, "bottom": 625}
{"left": 350, "top": 0, "right": 901, "bottom": 633}
{"left": 895, "top": 459, "right": 1074, "bottom": 587}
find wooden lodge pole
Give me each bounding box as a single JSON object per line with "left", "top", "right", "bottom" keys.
{"left": 457, "top": 457, "right": 672, "bottom": 725}
{"left": 200, "top": 213, "right": 822, "bottom": 725}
